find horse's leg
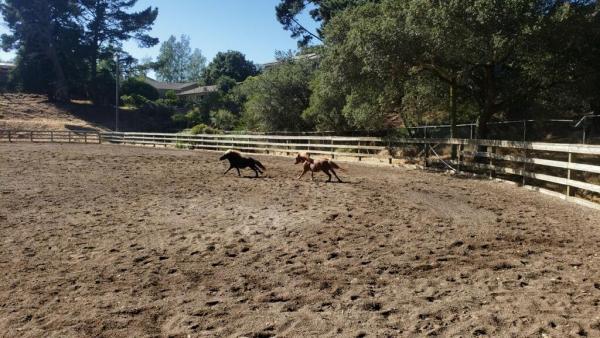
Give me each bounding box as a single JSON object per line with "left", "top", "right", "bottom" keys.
{"left": 297, "top": 168, "right": 308, "bottom": 179}
{"left": 236, "top": 167, "right": 241, "bottom": 176}
{"left": 324, "top": 169, "right": 332, "bottom": 182}
{"left": 311, "top": 170, "right": 315, "bottom": 181}
{"left": 252, "top": 167, "right": 259, "bottom": 177}
{"left": 330, "top": 168, "right": 343, "bottom": 183}
{"left": 224, "top": 166, "right": 233, "bottom": 175}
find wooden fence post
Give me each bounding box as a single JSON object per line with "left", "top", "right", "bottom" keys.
{"left": 489, "top": 146, "right": 495, "bottom": 179}
{"left": 331, "top": 138, "right": 334, "bottom": 159}
{"left": 566, "top": 152, "right": 572, "bottom": 198}
{"left": 30, "top": 131, "right": 33, "bottom": 142}
{"left": 424, "top": 142, "right": 430, "bottom": 167}
{"left": 457, "top": 143, "right": 464, "bottom": 173}
{"left": 358, "top": 140, "right": 362, "bottom": 161}
{"left": 50, "top": 131, "right": 54, "bottom": 143}
{"left": 98, "top": 132, "right": 101, "bottom": 144}
{"left": 84, "top": 132, "right": 87, "bottom": 144}
{"left": 68, "top": 131, "right": 72, "bottom": 143}
{"left": 522, "top": 146, "right": 528, "bottom": 186}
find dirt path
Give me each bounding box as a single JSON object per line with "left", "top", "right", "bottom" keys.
{"left": 1, "top": 143, "right": 599, "bottom": 337}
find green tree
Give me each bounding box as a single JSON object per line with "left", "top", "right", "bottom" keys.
{"left": 79, "top": 0, "right": 158, "bottom": 89}
{"left": 275, "top": 0, "right": 377, "bottom": 46}
{"left": 307, "top": 0, "right": 600, "bottom": 137}
{"left": 120, "top": 77, "right": 159, "bottom": 101}
{"left": 1, "top": 0, "right": 158, "bottom": 102}
{"left": 1, "top": 0, "right": 81, "bottom": 101}
{"left": 210, "top": 109, "right": 238, "bottom": 130}
{"left": 155, "top": 35, "right": 206, "bottom": 82}
{"left": 240, "top": 59, "right": 316, "bottom": 131}
{"left": 202, "top": 51, "right": 258, "bottom": 85}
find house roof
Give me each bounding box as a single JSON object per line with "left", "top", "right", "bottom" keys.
{"left": 143, "top": 77, "right": 197, "bottom": 91}
{"left": 261, "top": 53, "right": 319, "bottom": 69}
{"left": 177, "top": 85, "right": 218, "bottom": 96}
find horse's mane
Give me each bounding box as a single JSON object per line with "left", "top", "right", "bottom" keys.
{"left": 224, "top": 149, "right": 242, "bottom": 158}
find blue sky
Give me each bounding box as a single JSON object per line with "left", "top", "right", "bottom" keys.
{"left": 0, "top": 0, "right": 320, "bottom": 65}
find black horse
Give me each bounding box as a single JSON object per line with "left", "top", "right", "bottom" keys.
{"left": 219, "top": 150, "right": 266, "bottom": 177}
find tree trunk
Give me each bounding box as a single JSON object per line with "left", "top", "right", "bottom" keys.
{"left": 89, "top": 40, "right": 99, "bottom": 101}
{"left": 476, "top": 65, "right": 496, "bottom": 140}
{"left": 45, "top": 43, "right": 69, "bottom": 102}
{"left": 37, "top": 2, "right": 69, "bottom": 102}
{"left": 90, "top": 42, "right": 98, "bottom": 83}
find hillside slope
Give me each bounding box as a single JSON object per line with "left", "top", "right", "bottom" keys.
{"left": 0, "top": 93, "right": 148, "bottom": 132}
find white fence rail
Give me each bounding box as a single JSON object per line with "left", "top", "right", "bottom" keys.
{"left": 0, "top": 130, "right": 101, "bottom": 143}
{"left": 2, "top": 130, "right": 600, "bottom": 209}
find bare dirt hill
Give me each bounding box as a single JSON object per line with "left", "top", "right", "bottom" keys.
{"left": 0, "top": 93, "right": 148, "bottom": 132}
{"left": 0, "top": 93, "right": 107, "bottom": 131}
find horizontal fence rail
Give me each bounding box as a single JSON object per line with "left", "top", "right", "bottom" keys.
{"left": 1, "top": 130, "right": 599, "bottom": 209}
{"left": 0, "top": 130, "right": 101, "bottom": 144}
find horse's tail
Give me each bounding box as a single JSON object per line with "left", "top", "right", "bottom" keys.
{"left": 252, "top": 158, "right": 266, "bottom": 170}
{"left": 329, "top": 160, "right": 343, "bottom": 171}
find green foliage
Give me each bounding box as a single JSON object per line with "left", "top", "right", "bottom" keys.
{"left": 120, "top": 95, "right": 136, "bottom": 107}
{"left": 0, "top": 0, "right": 158, "bottom": 102}
{"left": 306, "top": 0, "right": 600, "bottom": 137}
{"left": 136, "top": 101, "right": 175, "bottom": 131}
{"left": 202, "top": 51, "right": 258, "bottom": 85}
{"left": 171, "top": 107, "right": 204, "bottom": 128}
{"left": 210, "top": 109, "right": 238, "bottom": 131}
{"left": 216, "top": 76, "right": 237, "bottom": 93}
{"left": 120, "top": 77, "right": 159, "bottom": 101}
{"left": 240, "top": 59, "right": 315, "bottom": 131}
{"left": 189, "top": 123, "right": 220, "bottom": 135}
{"left": 165, "top": 90, "right": 178, "bottom": 101}
{"left": 120, "top": 94, "right": 150, "bottom": 107}
{"left": 155, "top": 35, "right": 206, "bottom": 82}
{"left": 185, "top": 108, "right": 203, "bottom": 126}
{"left": 90, "top": 63, "right": 117, "bottom": 105}
{"left": 275, "top": 0, "right": 373, "bottom": 46}
{"left": 155, "top": 89, "right": 181, "bottom": 107}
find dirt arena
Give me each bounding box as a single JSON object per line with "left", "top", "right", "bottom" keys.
{"left": 1, "top": 143, "right": 600, "bottom": 337}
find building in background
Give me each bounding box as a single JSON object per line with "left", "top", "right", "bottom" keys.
{"left": 142, "top": 77, "right": 197, "bottom": 98}
{"left": 142, "top": 77, "right": 219, "bottom": 101}
{"left": 176, "top": 85, "right": 218, "bottom": 101}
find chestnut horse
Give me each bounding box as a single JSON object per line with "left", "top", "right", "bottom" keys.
{"left": 295, "top": 153, "right": 343, "bottom": 182}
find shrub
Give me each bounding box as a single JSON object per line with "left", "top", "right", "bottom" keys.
{"left": 156, "top": 89, "right": 181, "bottom": 106}
{"left": 136, "top": 101, "right": 174, "bottom": 131}
{"left": 120, "top": 77, "right": 159, "bottom": 101}
{"left": 210, "top": 109, "right": 238, "bottom": 130}
{"left": 90, "top": 67, "right": 116, "bottom": 105}
{"left": 190, "top": 123, "right": 220, "bottom": 135}
{"left": 185, "top": 108, "right": 203, "bottom": 126}
{"left": 120, "top": 95, "right": 136, "bottom": 107}
{"left": 120, "top": 94, "right": 151, "bottom": 107}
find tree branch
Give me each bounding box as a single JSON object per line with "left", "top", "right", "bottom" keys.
{"left": 291, "top": 17, "right": 323, "bottom": 42}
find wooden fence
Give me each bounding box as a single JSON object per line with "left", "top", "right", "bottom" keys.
{"left": 2, "top": 130, "right": 600, "bottom": 209}
{"left": 0, "top": 130, "right": 101, "bottom": 144}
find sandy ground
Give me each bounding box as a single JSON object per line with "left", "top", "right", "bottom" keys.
{"left": 1, "top": 143, "right": 600, "bottom": 338}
